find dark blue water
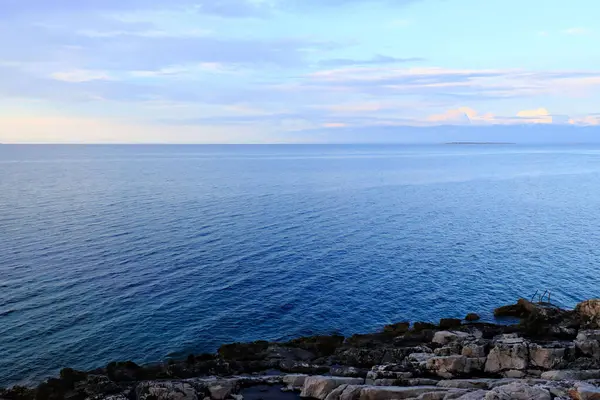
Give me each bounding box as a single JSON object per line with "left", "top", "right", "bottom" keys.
{"left": 2, "top": 144, "right": 600, "bottom": 387}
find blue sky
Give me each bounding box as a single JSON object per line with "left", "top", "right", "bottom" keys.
{"left": 1, "top": 0, "right": 600, "bottom": 143}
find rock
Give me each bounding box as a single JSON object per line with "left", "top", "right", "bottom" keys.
{"left": 136, "top": 382, "right": 198, "bottom": 400}
{"left": 436, "top": 380, "right": 492, "bottom": 390}
{"left": 335, "top": 348, "right": 387, "bottom": 368}
{"left": 484, "top": 382, "right": 551, "bottom": 400}
{"left": 576, "top": 330, "right": 600, "bottom": 359}
{"left": 413, "top": 322, "right": 438, "bottom": 331}
{"left": 569, "top": 382, "right": 600, "bottom": 400}
{"left": 359, "top": 386, "right": 448, "bottom": 400}
{"left": 408, "top": 352, "right": 436, "bottom": 367}
{"left": 218, "top": 341, "right": 269, "bottom": 361}
{"left": 465, "top": 314, "right": 481, "bottom": 322}
{"left": 206, "top": 379, "right": 239, "bottom": 400}
{"left": 323, "top": 384, "right": 363, "bottom": 400}
{"left": 484, "top": 335, "right": 528, "bottom": 373}
{"left": 432, "top": 332, "right": 470, "bottom": 346}
{"left": 427, "top": 356, "right": 486, "bottom": 378}
{"left": 440, "top": 319, "right": 462, "bottom": 330}
{"left": 287, "top": 335, "right": 345, "bottom": 358}
{"left": 461, "top": 344, "right": 486, "bottom": 358}
{"left": 576, "top": 300, "right": 600, "bottom": 329}
{"left": 529, "top": 342, "right": 574, "bottom": 370}
{"left": 283, "top": 374, "right": 308, "bottom": 391}
{"left": 434, "top": 344, "right": 462, "bottom": 357}
{"left": 231, "top": 395, "right": 243, "bottom": 400}
{"left": 540, "top": 369, "right": 600, "bottom": 380}
{"left": 330, "top": 366, "right": 367, "bottom": 378}
{"left": 383, "top": 322, "right": 411, "bottom": 337}
{"left": 106, "top": 361, "right": 143, "bottom": 382}
{"left": 300, "top": 376, "right": 364, "bottom": 400}
{"left": 455, "top": 390, "right": 489, "bottom": 399}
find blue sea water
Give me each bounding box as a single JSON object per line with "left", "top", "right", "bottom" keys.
{"left": 2, "top": 144, "right": 600, "bottom": 387}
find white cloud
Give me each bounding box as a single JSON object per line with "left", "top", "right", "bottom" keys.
{"left": 51, "top": 69, "right": 112, "bottom": 82}
{"left": 516, "top": 107, "right": 552, "bottom": 124}
{"left": 569, "top": 115, "right": 600, "bottom": 126}
{"left": 563, "top": 27, "right": 591, "bottom": 35}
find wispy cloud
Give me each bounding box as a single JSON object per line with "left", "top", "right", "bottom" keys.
{"left": 319, "top": 55, "right": 425, "bottom": 67}
{"left": 562, "top": 27, "right": 592, "bottom": 35}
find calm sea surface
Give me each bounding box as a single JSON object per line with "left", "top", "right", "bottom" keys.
{"left": 2, "top": 144, "right": 600, "bottom": 386}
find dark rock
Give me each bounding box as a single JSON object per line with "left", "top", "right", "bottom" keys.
{"left": 382, "top": 322, "right": 410, "bottom": 337}
{"left": 58, "top": 369, "right": 87, "bottom": 390}
{"left": 106, "top": 361, "right": 144, "bottom": 382}
{"left": 218, "top": 341, "right": 270, "bottom": 361}
{"left": 283, "top": 335, "right": 344, "bottom": 358}
{"left": 413, "top": 322, "right": 437, "bottom": 331}
{"left": 439, "top": 319, "right": 462, "bottom": 330}
{"left": 0, "top": 386, "right": 36, "bottom": 400}
{"left": 465, "top": 314, "right": 481, "bottom": 322}
{"left": 333, "top": 347, "right": 387, "bottom": 368}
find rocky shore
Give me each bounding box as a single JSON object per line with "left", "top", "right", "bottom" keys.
{"left": 3, "top": 299, "right": 600, "bottom": 400}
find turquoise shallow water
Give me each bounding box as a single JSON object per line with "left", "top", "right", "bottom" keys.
{"left": 1, "top": 144, "right": 600, "bottom": 386}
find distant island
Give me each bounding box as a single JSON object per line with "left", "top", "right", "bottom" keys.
{"left": 445, "top": 142, "right": 516, "bottom": 145}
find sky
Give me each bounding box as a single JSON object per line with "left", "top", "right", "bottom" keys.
{"left": 1, "top": 0, "right": 600, "bottom": 143}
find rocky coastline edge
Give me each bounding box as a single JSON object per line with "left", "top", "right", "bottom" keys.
{"left": 3, "top": 298, "right": 600, "bottom": 400}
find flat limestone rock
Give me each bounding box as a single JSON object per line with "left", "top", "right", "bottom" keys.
{"left": 300, "top": 376, "right": 364, "bottom": 399}
{"left": 436, "top": 379, "right": 493, "bottom": 390}
{"left": 541, "top": 370, "right": 600, "bottom": 381}
{"left": 484, "top": 382, "right": 551, "bottom": 400}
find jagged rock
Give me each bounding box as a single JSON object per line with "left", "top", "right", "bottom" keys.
{"left": 484, "top": 335, "right": 528, "bottom": 373}
{"left": 576, "top": 300, "right": 600, "bottom": 329}
{"left": 330, "top": 366, "right": 367, "bottom": 378}
{"left": 335, "top": 348, "right": 387, "bottom": 368}
{"left": 465, "top": 314, "right": 481, "bottom": 322}
{"left": 461, "top": 343, "right": 486, "bottom": 358}
{"left": 440, "top": 319, "right": 462, "bottom": 330}
{"left": 408, "top": 352, "right": 436, "bottom": 366}
{"left": 432, "top": 332, "right": 470, "bottom": 346}
{"left": 529, "top": 342, "right": 574, "bottom": 370}
{"left": 282, "top": 374, "right": 308, "bottom": 391}
{"left": 136, "top": 381, "right": 198, "bottom": 400}
{"left": 413, "top": 322, "right": 438, "bottom": 331}
{"left": 484, "top": 382, "right": 551, "bottom": 399}
{"left": 418, "top": 390, "right": 470, "bottom": 400}
{"left": 427, "top": 356, "right": 486, "bottom": 378}
{"left": 323, "top": 384, "right": 363, "bottom": 400}
{"left": 383, "top": 322, "right": 411, "bottom": 337}
{"left": 434, "top": 342, "right": 463, "bottom": 357}
{"left": 569, "top": 382, "right": 600, "bottom": 400}
{"left": 541, "top": 369, "right": 600, "bottom": 380}
{"left": 437, "top": 380, "right": 493, "bottom": 390}
{"left": 455, "top": 390, "right": 489, "bottom": 399}
{"left": 300, "top": 376, "right": 364, "bottom": 399}
{"left": 576, "top": 331, "right": 600, "bottom": 359}
{"left": 206, "top": 379, "right": 239, "bottom": 400}
{"left": 360, "top": 385, "right": 448, "bottom": 400}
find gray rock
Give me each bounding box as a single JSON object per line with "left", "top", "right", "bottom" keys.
{"left": 300, "top": 376, "right": 364, "bottom": 400}
{"left": 207, "top": 379, "right": 239, "bottom": 400}
{"left": 454, "top": 390, "right": 488, "bottom": 400}
{"left": 359, "top": 385, "right": 448, "bottom": 400}
{"left": 571, "top": 382, "right": 600, "bottom": 400}
{"left": 436, "top": 380, "right": 492, "bottom": 390}
{"left": 484, "top": 336, "right": 528, "bottom": 373}
{"left": 427, "top": 356, "right": 486, "bottom": 379}
{"left": 577, "top": 299, "right": 600, "bottom": 328}
{"left": 576, "top": 330, "right": 600, "bottom": 359}
{"left": 461, "top": 344, "right": 486, "bottom": 358}
{"left": 540, "top": 369, "right": 600, "bottom": 380}
{"left": 136, "top": 382, "right": 198, "bottom": 400}
{"left": 282, "top": 374, "right": 308, "bottom": 391}
{"left": 483, "top": 382, "right": 551, "bottom": 400}
{"left": 529, "top": 342, "right": 573, "bottom": 370}
{"left": 324, "top": 384, "right": 363, "bottom": 400}
{"left": 432, "top": 332, "right": 471, "bottom": 346}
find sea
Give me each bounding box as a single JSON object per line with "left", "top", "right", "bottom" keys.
{"left": 1, "top": 144, "right": 600, "bottom": 387}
